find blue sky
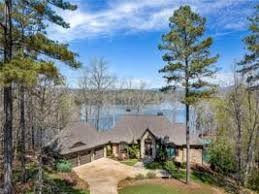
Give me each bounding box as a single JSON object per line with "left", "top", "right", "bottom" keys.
{"left": 49, "top": 0, "right": 256, "bottom": 88}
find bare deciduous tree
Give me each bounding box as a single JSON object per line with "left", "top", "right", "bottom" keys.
{"left": 79, "top": 57, "right": 116, "bottom": 130}
{"left": 134, "top": 81, "right": 148, "bottom": 113}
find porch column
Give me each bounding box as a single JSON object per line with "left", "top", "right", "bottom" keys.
{"left": 140, "top": 138, "right": 145, "bottom": 158}
{"left": 152, "top": 139, "right": 156, "bottom": 159}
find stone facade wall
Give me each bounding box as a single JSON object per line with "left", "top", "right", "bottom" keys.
{"left": 175, "top": 147, "right": 203, "bottom": 164}
{"left": 110, "top": 141, "right": 203, "bottom": 165}
{"left": 90, "top": 149, "right": 94, "bottom": 162}
{"left": 191, "top": 148, "right": 203, "bottom": 164}
{"left": 104, "top": 146, "right": 107, "bottom": 157}
{"left": 112, "top": 144, "right": 119, "bottom": 157}
{"left": 140, "top": 131, "right": 156, "bottom": 158}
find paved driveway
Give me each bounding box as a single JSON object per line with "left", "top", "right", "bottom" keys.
{"left": 73, "top": 158, "right": 149, "bottom": 194}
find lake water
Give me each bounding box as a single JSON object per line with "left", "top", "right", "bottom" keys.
{"left": 81, "top": 102, "right": 187, "bottom": 130}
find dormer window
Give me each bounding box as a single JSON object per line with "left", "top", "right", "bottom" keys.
{"left": 70, "top": 141, "right": 86, "bottom": 148}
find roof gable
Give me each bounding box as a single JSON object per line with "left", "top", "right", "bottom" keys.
{"left": 140, "top": 128, "right": 156, "bottom": 140}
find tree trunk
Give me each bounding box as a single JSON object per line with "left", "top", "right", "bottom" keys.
{"left": 34, "top": 127, "right": 43, "bottom": 194}
{"left": 85, "top": 106, "right": 88, "bottom": 122}
{"left": 244, "top": 136, "right": 255, "bottom": 186}
{"left": 185, "top": 56, "right": 190, "bottom": 185}
{"left": 37, "top": 131, "right": 43, "bottom": 194}
{"left": 31, "top": 123, "right": 35, "bottom": 151}
{"left": 236, "top": 116, "right": 242, "bottom": 186}
{"left": 35, "top": 88, "right": 46, "bottom": 194}
{"left": 28, "top": 95, "right": 35, "bottom": 151}
{"left": 96, "top": 105, "right": 101, "bottom": 130}
{"left": 3, "top": 87, "right": 13, "bottom": 194}
{"left": 19, "top": 86, "right": 26, "bottom": 183}
{"left": 186, "top": 104, "right": 190, "bottom": 184}
{"left": 233, "top": 83, "right": 242, "bottom": 186}
{"left": 3, "top": 0, "right": 13, "bottom": 193}
{"left": 244, "top": 91, "right": 258, "bottom": 186}
{"left": 37, "top": 155, "right": 43, "bottom": 194}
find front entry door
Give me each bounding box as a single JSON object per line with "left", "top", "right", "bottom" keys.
{"left": 144, "top": 138, "right": 153, "bottom": 157}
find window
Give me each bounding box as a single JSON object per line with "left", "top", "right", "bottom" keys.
{"left": 166, "top": 147, "right": 176, "bottom": 158}
{"left": 119, "top": 143, "right": 128, "bottom": 153}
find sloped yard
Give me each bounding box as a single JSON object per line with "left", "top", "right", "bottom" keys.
{"left": 119, "top": 179, "right": 224, "bottom": 194}
{"left": 12, "top": 162, "right": 90, "bottom": 194}
{"left": 72, "top": 158, "right": 228, "bottom": 194}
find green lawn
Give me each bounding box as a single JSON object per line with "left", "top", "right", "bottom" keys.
{"left": 120, "top": 159, "right": 139, "bottom": 166}
{"left": 143, "top": 161, "right": 220, "bottom": 185}
{"left": 119, "top": 183, "right": 215, "bottom": 194}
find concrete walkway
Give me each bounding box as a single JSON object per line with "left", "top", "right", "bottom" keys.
{"left": 73, "top": 158, "right": 149, "bottom": 194}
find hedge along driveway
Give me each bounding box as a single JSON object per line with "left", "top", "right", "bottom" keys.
{"left": 73, "top": 158, "right": 150, "bottom": 194}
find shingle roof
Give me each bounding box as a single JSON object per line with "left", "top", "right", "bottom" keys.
{"left": 55, "top": 122, "right": 109, "bottom": 155}
{"left": 56, "top": 115, "right": 202, "bottom": 155}
{"left": 103, "top": 115, "right": 201, "bottom": 145}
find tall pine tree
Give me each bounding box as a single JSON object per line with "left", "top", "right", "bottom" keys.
{"left": 1, "top": 1, "right": 14, "bottom": 193}
{"left": 238, "top": 5, "right": 258, "bottom": 90}
{"left": 159, "top": 5, "right": 218, "bottom": 184}
{"left": 0, "top": 1, "right": 81, "bottom": 193}
{"left": 238, "top": 5, "right": 259, "bottom": 186}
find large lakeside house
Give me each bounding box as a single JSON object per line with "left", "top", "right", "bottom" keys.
{"left": 53, "top": 115, "right": 204, "bottom": 167}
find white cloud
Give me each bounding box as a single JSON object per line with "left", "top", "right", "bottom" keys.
{"left": 205, "top": 72, "right": 235, "bottom": 87}
{"left": 48, "top": 0, "right": 255, "bottom": 41}
{"left": 118, "top": 77, "right": 165, "bottom": 89}
{"left": 117, "top": 72, "right": 235, "bottom": 89}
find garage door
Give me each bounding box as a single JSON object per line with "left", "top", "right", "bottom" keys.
{"left": 94, "top": 147, "right": 104, "bottom": 160}
{"left": 80, "top": 152, "right": 91, "bottom": 165}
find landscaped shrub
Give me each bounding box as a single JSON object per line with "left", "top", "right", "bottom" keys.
{"left": 146, "top": 172, "right": 157, "bottom": 179}
{"left": 180, "top": 162, "right": 186, "bottom": 169}
{"left": 208, "top": 140, "right": 237, "bottom": 175}
{"left": 155, "top": 139, "right": 168, "bottom": 162}
{"left": 163, "top": 161, "right": 186, "bottom": 179}
{"left": 135, "top": 174, "right": 145, "bottom": 180}
{"left": 144, "top": 161, "right": 163, "bottom": 170}
{"left": 163, "top": 161, "right": 176, "bottom": 174}
{"left": 56, "top": 160, "right": 72, "bottom": 172}
{"left": 128, "top": 144, "right": 140, "bottom": 159}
